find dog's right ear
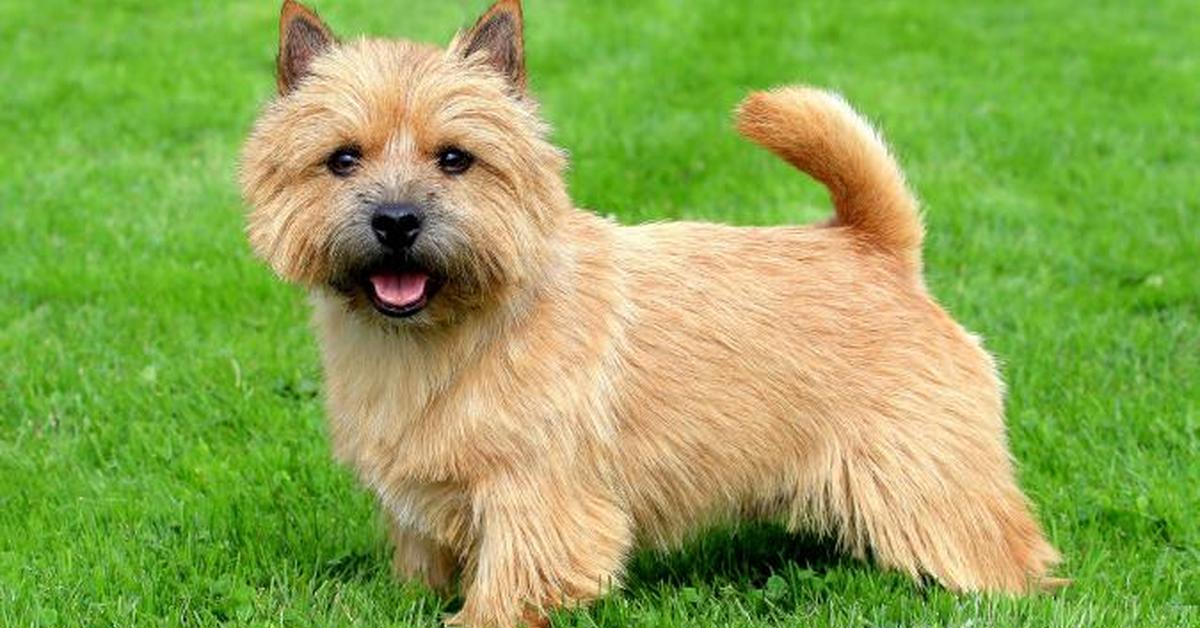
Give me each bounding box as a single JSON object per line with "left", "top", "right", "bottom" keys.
{"left": 276, "top": 0, "right": 336, "bottom": 94}
{"left": 450, "top": 0, "right": 526, "bottom": 93}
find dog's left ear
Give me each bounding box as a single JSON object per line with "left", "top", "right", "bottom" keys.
{"left": 451, "top": 0, "right": 526, "bottom": 93}
{"left": 277, "top": 0, "right": 337, "bottom": 94}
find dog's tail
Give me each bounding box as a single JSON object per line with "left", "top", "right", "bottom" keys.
{"left": 736, "top": 86, "right": 923, "bottom": 267}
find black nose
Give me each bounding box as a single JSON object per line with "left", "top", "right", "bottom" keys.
{"left": 370, "top": 203, "right": 422, "bottom": 250}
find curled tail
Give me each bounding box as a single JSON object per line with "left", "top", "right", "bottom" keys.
{"left": 736, "top": 86, "right": 923, "bottom": 267}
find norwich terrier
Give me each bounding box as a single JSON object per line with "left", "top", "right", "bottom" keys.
{"left": 239, "top": 1, "right": 1062, "bottom": 625}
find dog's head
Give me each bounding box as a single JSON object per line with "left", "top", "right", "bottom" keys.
{"left": 239, "top": 0, "right": 568, "bottom": 327}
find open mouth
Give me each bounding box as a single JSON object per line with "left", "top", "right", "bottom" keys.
{"left": 363, "top": 266, "right": 442, "bottom": 318}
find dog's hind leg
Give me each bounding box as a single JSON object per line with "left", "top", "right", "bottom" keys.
{"left": 789, "top": 428, "right": 1062, "bottom": 594}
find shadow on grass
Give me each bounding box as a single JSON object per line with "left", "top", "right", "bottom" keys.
{"left": 317, "top": 546, "right": 383, "bottom": 582}
{"left": 553, "top": 522, "right": 908, "bottom": 626}
{"left": 623, "top": 521, "right": 850, "bottom": 592}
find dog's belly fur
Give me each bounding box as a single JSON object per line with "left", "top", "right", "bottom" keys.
{"left": 313, "top": 211, "right": 1053, "bottom": 595}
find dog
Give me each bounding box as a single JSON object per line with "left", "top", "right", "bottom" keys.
{"left": 239, "top": 1, "right": 1062, "bottom": 625}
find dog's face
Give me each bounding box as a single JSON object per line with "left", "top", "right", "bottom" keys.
{"left": 240, "top": 0, "right": 567, "bottom": 327}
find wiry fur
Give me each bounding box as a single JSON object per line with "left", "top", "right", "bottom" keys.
{"left": 240, "top": 2, "right": 1062, "bottom": 626}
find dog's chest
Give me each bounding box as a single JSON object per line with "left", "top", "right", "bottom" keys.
{"left": 312, "top": 299, "right": 501, "bottom": 498}
{"left": 320, "top": 341, "right": 478, "bottom": 544}
{"left": 322, "top": 346, "right": 476, "bottom": 481}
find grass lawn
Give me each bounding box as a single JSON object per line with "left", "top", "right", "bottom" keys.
{"left": 2, "top": 0, "right": 1197, "bottom": 625}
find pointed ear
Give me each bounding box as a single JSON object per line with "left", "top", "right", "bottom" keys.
{"left": 276, "top": 0, "right": 336, "bottom": 94}
{"left": 452, "top": 0, "right": 526, "bottom": 92}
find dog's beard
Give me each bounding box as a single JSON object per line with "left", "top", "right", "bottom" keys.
{"left": 323, "top": 220, "right": 508, "bottom": 325}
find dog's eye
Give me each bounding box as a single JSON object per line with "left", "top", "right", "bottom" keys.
{"left": 436, "top": 147, "right": 474, "bottom": 175}
{"left": 326, "top": 146, "right": 362, "bottom": 177}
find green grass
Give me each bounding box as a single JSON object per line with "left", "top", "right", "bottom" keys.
{"left": 2, "top": 0, "right": 1197, "bottom": 625}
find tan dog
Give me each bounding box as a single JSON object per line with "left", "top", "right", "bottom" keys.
{"left": 240, "top": 1, "right": 1062, "bottom": 624}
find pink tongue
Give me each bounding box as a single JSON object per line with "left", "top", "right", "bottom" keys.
{"left": 369, "top": 271, "right": 428, "bottom": 308}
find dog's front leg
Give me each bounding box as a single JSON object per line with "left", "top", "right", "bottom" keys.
{"left": 447, "top": 474, "right": 632, "bottom": 627}
{"left": 388, "top": 518, "right": 458, "bottom": 594}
